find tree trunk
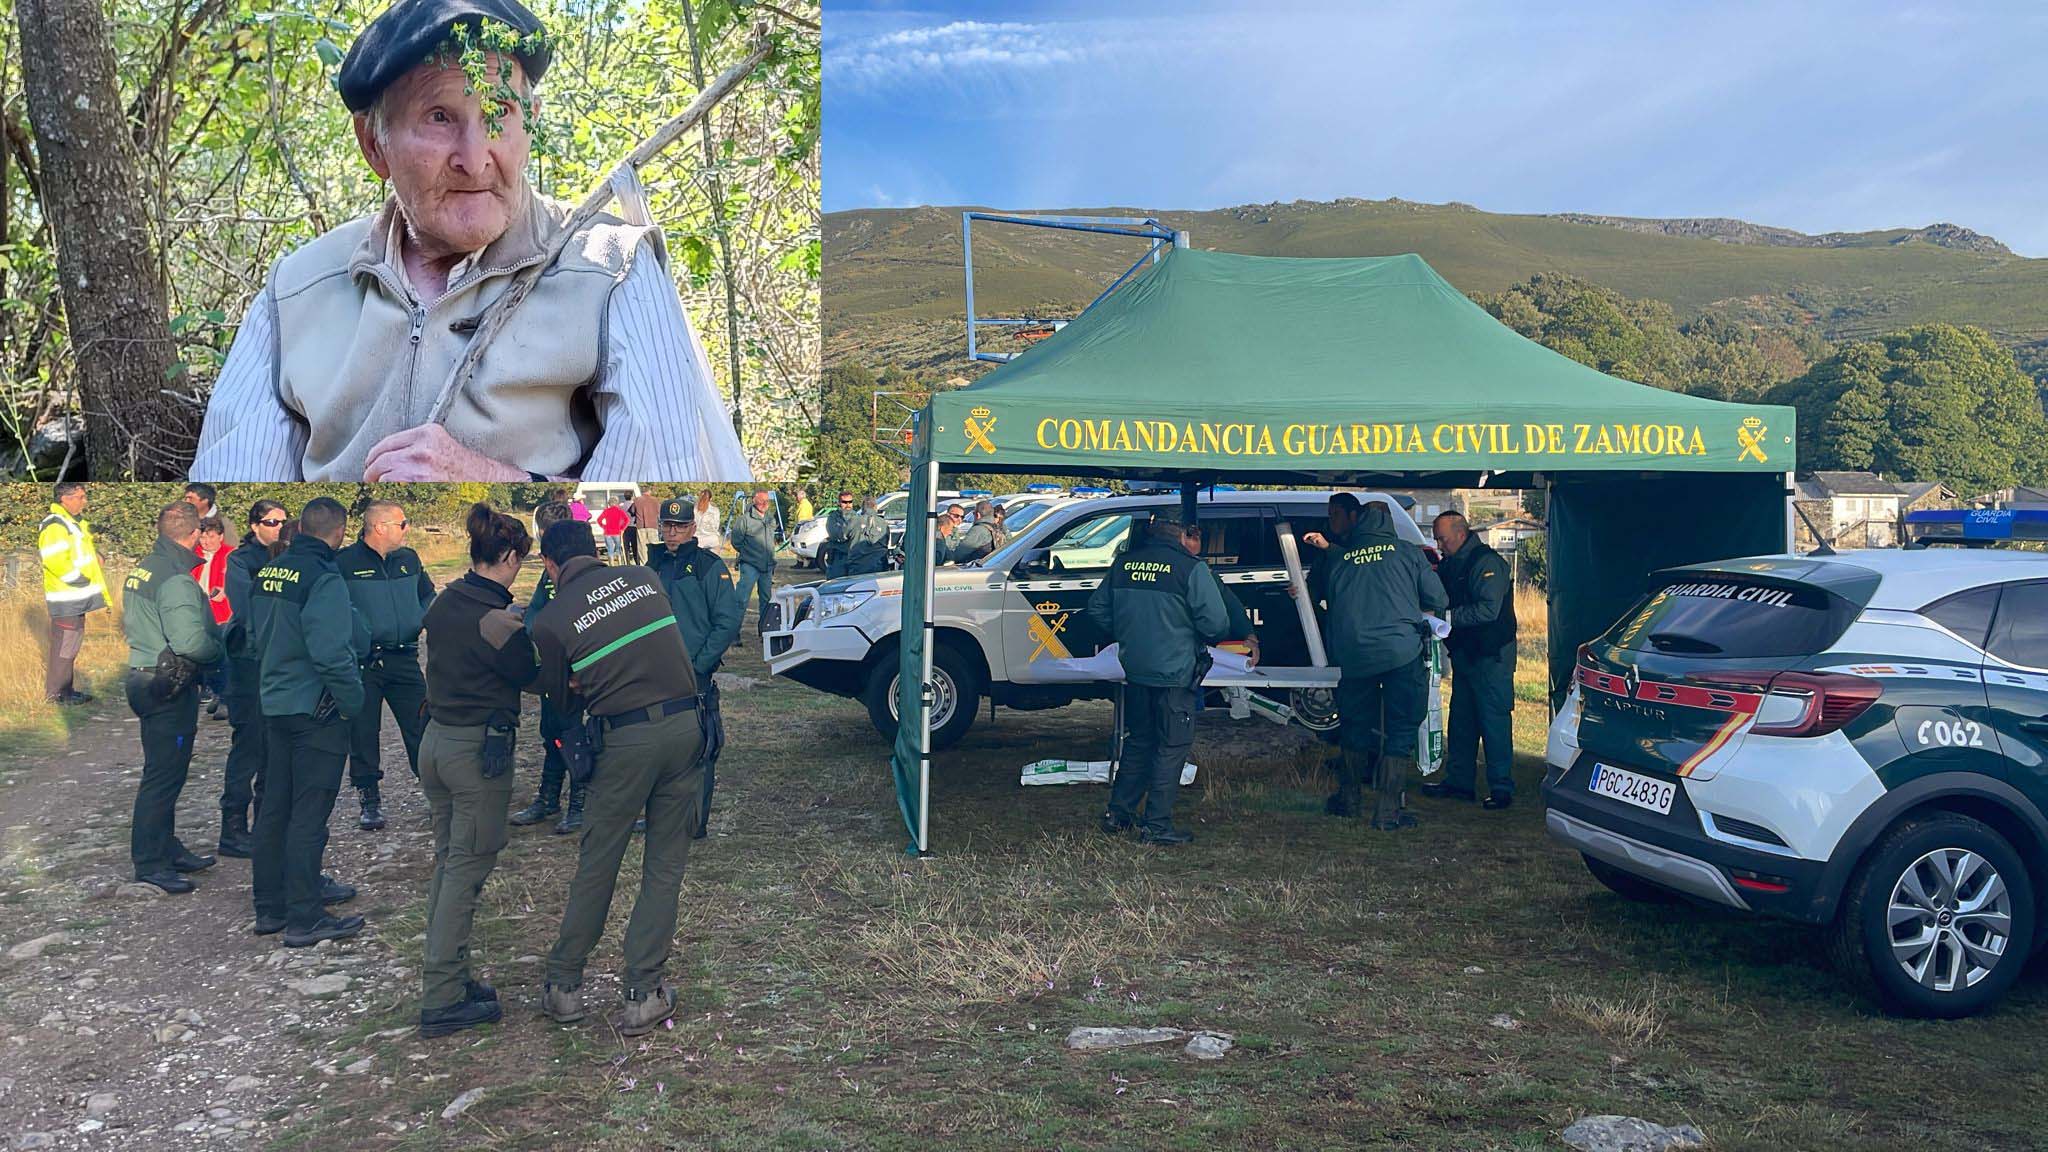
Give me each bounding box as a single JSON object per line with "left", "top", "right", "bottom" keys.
{"left": 15, "top": 0, "right": 188, "bottom": 479}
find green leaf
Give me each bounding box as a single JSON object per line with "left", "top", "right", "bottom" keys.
{"left": 314, "top": 36, "right": 342, "bottom": 67}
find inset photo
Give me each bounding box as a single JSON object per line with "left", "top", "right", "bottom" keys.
{"left": 5, "top": 0, "right": 818, "bottom": 481}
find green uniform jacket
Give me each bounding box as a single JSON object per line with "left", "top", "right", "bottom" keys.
{"left": 658, "top": 540, "right": 743, "bottom": 679}
{"left": 122, "top": 537, "right": 224, "bottom": 670}
{"left": 1310, "top": 505, "right": 1448, "bottom": 676}
{"left": 251, "top": 535, "right": 366, "bottom": 718}
{"left": 335, "top": 541, "right": 435, "bottom": 650}
{"left": 822, "top": 509, "right": 854, "bottom": 567}
{"left": 731, "top": 507, "right": 777, "bottom": 572}
{"left": 940, "top": 521, "right": 996, "bottom": 565}
{"left": 1085, "top": 536, "right": 1230, "bottom": 688}
{"left": 845, "top": 510, "right": 892, "bottom": 574}
{"left": 222, "top": 536, "right": 270, "bottom": 676}
{"left": 1220, "top": 582, "right": 1256, "bottom": 642}
{"left": 422, "top": 572, "right": 539, "bottom": 726}
{"left": 1439, "top": 536, "right": 1518, "bottom": 658}
{"left": 529, "top": 557, "right": 697, "bottom": 717}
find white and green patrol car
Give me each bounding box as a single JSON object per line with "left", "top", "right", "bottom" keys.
{"left": 1545, "top": 548, "right": 2048, "bottom": 1017}
{"left": 762, "top": 489, "right": 1439, "bottom": 751}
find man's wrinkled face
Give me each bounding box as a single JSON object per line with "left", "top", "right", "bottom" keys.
{"left": 753, "top": 492, "right": 772, "bottom": 514}
{"left": 60, "top": 490, "right": 87, "bottom": 516}
{"left": 355, "top": 54, "right": 532, "bottom": 258}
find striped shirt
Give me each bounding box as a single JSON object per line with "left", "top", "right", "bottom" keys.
{"left": 189, "top": 248, "right": 752, "bottom": 481}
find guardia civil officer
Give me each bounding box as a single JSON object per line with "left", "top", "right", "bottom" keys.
{"left": 530, "top": 520, "right": 705, "bottom": 1035}
{"left": 250, "top": 497, "right": 369, "bottom": 945}
{"left": 217, "top": 498, "right": 290, "bottom": 858}
{"left": 337, "top": 500, "right": 435, "bottom": 831}
{"left": 416, "top": 505, "right": 539, "bottom": 1038}
{"left": 123, "top": 502, "right": 225, "bottom": 894}
{"left": 844, "top": 496, "right": 891, "bottom": 576}
{"left": 731, "top": 489, "right": 779, "bottom": 631}
{"left": 510, "top": 499, "right": 586, "bottom": 833}
{"left": 821, "top": 490, "right": 856, "bottom": 578}
{"left": 652, "top": 498, "right": 741, "bottom": 838}
{"left": 1302, "top": 494, "right": 1448, "bottom": 831}
{"left": 941, "top": 499, "right": 998, "bottom": 565}
{"left": 1085, "top": 510, "right": 1230, "bottom": 846}
{"left": 1420, "top": 511, "right": 1520, "bottom": 809}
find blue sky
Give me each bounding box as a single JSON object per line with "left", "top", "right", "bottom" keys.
{"left": 825, "top": 1, "right": 2048, "bottom": 254}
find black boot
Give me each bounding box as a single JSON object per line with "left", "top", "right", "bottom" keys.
{"left": 553, "top": 783, "right": 585, "bottom": 835}
{"left": 172, "top": 847, "right": 217, "bottom": 873}
{"left": 419, "top": 997, "right": 502, "bottom": 1038}
{"left": 136, "top": 870, "right": 195, "bottom": 895}
{"left": 218, "top": 811, "right": 253, "bottom": 859}
{"left": 1325, "top": 751, "right": 1366, "bottom": 818}
{"left": 283, "top": 914, "right": 364, "bottom": 948}
{"left": 509, "top": 794, "right": 560, "bottom": 826}
{"left": 359, "top": 791, "right": 386, "bottom": 832}
{"left": 1372, "top": 755, "right": 1417, "bottom": 831}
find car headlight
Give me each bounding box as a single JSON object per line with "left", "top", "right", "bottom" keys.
{"left": 814, "top": 589, "right": 874, "bottom": 623}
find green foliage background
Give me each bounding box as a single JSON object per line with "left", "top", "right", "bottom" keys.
{"left": 1, "top": 0, "right": 818, "bottom": 476}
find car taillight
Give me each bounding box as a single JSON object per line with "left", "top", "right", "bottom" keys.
{"left": 1698, "top": 671, "right": 1881, "bottom": 737}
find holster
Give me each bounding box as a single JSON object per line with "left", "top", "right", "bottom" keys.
{"left": 481, "top": 710, "right": 519, "bottom": 779}
{"left": 312, "top": 690, "right": 339, "bottom": 722}
{"left": 555, "top": 712, "right": 600, "bottom": 787}
{"left": 699, "top": 680, "right": 725, "bottom": 764}
{"left": 150, "top": 646, "right": 198, "bottom": 701}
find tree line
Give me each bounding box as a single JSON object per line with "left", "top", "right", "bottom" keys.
{"left": 815, "top": 272, "right": 2048, "bottom": 501}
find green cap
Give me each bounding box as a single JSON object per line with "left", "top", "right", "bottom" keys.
{"left": 659, "top": 498, "right": 695, "bottom": 524}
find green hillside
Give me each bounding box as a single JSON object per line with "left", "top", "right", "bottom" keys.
{"left": 824, "top": 198, "right": 2048, "bottom": 374}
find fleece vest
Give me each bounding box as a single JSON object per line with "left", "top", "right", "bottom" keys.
{"left": 268, "top": 190, "right": 663, "bottom": 479}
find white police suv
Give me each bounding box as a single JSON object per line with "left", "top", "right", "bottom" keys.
{"left": 1544, "top": 548, "right": 2048, "bottom": 1017}
{"left": 761, "top": 489, "right": 1431, "bottom": 750}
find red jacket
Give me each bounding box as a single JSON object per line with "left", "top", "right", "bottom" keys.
{"left": 597, "top": 505, "right": 629, "bottom": 537}
{"left": 192, "top": 546, "right": 232, "bottom": 625}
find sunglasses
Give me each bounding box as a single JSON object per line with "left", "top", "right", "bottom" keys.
{"left": 257, "top": 518, "right": 287, "bottom": 528}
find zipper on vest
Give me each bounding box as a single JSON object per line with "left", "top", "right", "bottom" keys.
{"left": 408, "top": 309, "right": 424, "bottom": 345}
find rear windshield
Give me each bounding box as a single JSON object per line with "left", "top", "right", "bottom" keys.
{"left": 1604, "top": 576, "right": 1860, "bottom": 659}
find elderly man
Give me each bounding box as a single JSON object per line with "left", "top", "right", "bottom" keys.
{"left": 189, "top": 0, "right": 749, "bottom": 482}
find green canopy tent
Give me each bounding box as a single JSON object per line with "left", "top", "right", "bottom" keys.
{"left": 891, "top": 249, "right": 1795, "bottom": 852}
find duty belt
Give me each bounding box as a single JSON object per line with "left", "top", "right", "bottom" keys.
{"left": 598, "top": 695, "right": 699, "bottom": 731}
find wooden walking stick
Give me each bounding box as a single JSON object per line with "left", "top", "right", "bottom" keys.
{"left": 425, "top": 31, "right": 775, "bottom": 425}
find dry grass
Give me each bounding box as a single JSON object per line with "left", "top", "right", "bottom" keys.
{"left": 1551, "top": 979, "right": 1671, "bottom": 1049}
{"left": 0, "top": 565, "right": 131, "bottom": 742}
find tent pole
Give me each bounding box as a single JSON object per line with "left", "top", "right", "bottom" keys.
{"left": 918, "top": 459, "right": 939, "bottom": 854}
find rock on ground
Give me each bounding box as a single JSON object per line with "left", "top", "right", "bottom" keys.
{"left": 1064, "top": 1026, "right": 1189, "bottom": 1051}
{"left": 442, "top": 1088, "right": 487, "bottom": 1121}
{"left": 1561, "top": 1115, "right": 1708, "bottom": 1152}
{"left": 1184, "top": 1033, "right": 1233, "bottom": 1060}
{"left": 7, "top": 933, "right": 69, "bottom": 960}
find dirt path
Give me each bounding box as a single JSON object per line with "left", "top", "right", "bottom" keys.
{"left": 0, "top": 696, "right": 435, "bottom": 1150}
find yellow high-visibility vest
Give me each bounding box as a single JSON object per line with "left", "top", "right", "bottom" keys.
{"left": 39, "top": 503, "right": 109, "bottom": 613}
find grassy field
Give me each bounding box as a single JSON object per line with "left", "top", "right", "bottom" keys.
{"left": 7, "top": 557, "right": 2047, "bottom": 1149}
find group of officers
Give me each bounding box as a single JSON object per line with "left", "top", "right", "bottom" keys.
{"left": 1089, "top": 493, "right": 1518, "bottom": 844}
{"left": 117, "top": 488, "right": 742, "bottom": 1039}
{"left": 816, "top": 492, "right": 1005, "bottom": 579}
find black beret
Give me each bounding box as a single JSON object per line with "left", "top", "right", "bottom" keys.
{"left": 338, "top": 0, "right": 552, "bottom": 113}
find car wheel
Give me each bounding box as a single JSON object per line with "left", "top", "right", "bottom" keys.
{"left": 863, "top": 641, "right": 980, "bottom": 751}
{"left": 1582, "top": 854, "right": 1679, "bottom": 903}
{"left": 1831, "top": 813, "right": 2034, "bottom": 1019}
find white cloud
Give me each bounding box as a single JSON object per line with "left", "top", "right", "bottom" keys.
{"left": 830, "top": 20, "right": 1098, "bottom": 91}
